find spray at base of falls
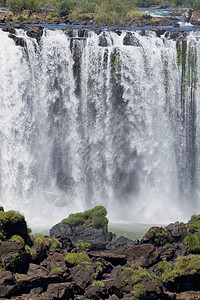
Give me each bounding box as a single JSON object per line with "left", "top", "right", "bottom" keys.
{"left": 0, "top": 28, "right": 200, "bottom": 228}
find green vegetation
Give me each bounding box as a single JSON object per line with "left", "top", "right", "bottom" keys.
{"left": 62, "top": 206, "right": 108, "bottom": 230}
{"left": 159, "top": 255, "right": 200, "bottom": 282}
{"left": 188, "top": 214, "right": 200, "bottom": 233}
{"left": 77, "top": 242, "right": 91, "bottom": 251}
{"left": 65, "top": 251, "right": 91, "bottom": 266}
{"left": 184, "top": 232, "right": 200, "bottom": 253}
{"left": 122, "top": 263, "right": 153, "bottom": 299}
{"left": 10, "top": 235, "right": 25, "bottom": 245}
{"left": 2, "top": 0, "right": 200, "bottom": 27}
{"left": 7, "top": 0, "right": 40, "bottom": 14}
{"left": 51, "top": 267, "right": 62, "bottom": 275}
{"left": 0, "top": 209, "right": 32, "bottom": 245}
{"left": 91, "top": 280, "right": 105, "bottom": 287}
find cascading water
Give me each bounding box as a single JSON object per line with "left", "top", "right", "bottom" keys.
{"left": 0, "top": 27, "right": 200, "bottom": 228}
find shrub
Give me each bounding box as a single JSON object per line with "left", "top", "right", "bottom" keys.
{"left": 160, "top": 255, "right": 200, "bottom": 282}
{"left": 65, "top": 252, "right": 90, "bottom": 266}
{"left": 52, "top": 267, "right": 62, "bottom": 275}
{"left": 0, "top": 206, "right": 4, "bottom": 212}
{"left": 7, "top": 0, "right": 40, "bottom": 14}
{"left": 184, "top": 232, "right": 200, "bottom": 253}
{"left": 91, "top": 280, "right": 105, "bottom": 287}
{"left": 17, "top": 15, "right": 27, "bottom": 21}
{"left": 62, "top": 205, "right": 108, "bottom": 230}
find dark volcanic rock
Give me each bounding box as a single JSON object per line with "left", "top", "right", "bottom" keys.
{"left": 89, "top": 251, "right": 127, "bottom": 266}
{"left": 8, "top": 34, "right": 26, "bottom": 47}
{"left": 115, "top": 243, "right": 161, "bottom": 268}
{"left": 123, "top": 32, "right": 141, "bottom": 46}
{"left": 43, "top": 282, "right": 75, "bottom": 299}
{"left": 26, "top": 26, "right": 43, "bottom": 42}
{"left": 52, "top": 233, "right": 74, "bottom": 251}
{"left": 50, "top": 222, "right": 116, "bottom": 243}
{"left": 106, "top": 236, "right": 136, "bottom": 251}
{"left": 0, "top": 240, "right": 30, "bottom": 273}
{"left": 99, "top": 33, "right": 108, "bottom": 47}
{"left": 0, "top": 271, "right": 16, "bottom": 298}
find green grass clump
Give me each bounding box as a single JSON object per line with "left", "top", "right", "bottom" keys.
{"left": 77, "top": 242, "right": 91, "bottom": 251}
{"left": 160, "top": 255, "right": 200, "bottom": 282}
{"left": 10, "top": 235, "right": 25, "bottom": 245}
{"left": 65, "top": 251, "right": 90, "bottom": 266}
{"left": 184, "top": 232, "right": 200, "bottom": 253}
{"left": 91, "top": 280, "right": 105, "bottom": 287}
{"left": 131, "top": 282, "right": 146, "bottom": 299}
{"left": 51, "top": 267, "right": 62, "bottom": 275}
{"left": 158, "top": 261, "right": 172, "bottom": 273}
{"left": 50, "top": 237, "right": 62, "bottom": 251}
{"left": 62, "top": 206, "right": 108, "bottom": 230}
{"left": 189, "top": 214, "right": 200, "bottom": 233}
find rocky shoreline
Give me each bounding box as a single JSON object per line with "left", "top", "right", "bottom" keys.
{"left": 1, "top": 206, "right": 200, "bottom": 299}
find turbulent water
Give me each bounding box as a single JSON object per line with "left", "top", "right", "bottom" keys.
{"left": 0, "top": 28, "right": 200, "bottom": 228}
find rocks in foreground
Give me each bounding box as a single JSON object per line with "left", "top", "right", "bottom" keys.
{"left": 1, "top": 206, "right": 200, "bottom": 299}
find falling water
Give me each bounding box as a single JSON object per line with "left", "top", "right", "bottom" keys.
{"left": 0, "top": 27, "right": 200, "bottom": 228}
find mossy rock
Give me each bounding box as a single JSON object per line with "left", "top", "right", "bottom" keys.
{"left": 188, "top": 214, "right": 200, "bottom": 233}
{"left": 0, "top": 210, "right": 32, "bottom": 246}
{"left": 62, "top": 206, "right": 108, "bottom": 230}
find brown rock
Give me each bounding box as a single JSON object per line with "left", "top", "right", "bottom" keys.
{"left": 0, "top": 271, "right": 16, "bottom": 298}
{"left": 115, "top": 244, "right": 160, "bottom": 268}
{"left": 43, "top": 282, "right": 75, "bottom": 299}
{"left": 26, "top": 26, "right": 43, "bottom": 42}
{"left": 89, "top": 251, "right": 127, "bottom": 266}
{"left": 190, "top": 11, "right": 200, "bottom": 25}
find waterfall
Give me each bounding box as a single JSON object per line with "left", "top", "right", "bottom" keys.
{"left": 0, "top": 27, "right": 200, "bottom": 228}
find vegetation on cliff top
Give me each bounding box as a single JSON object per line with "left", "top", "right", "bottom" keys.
{"left": 0, "top": 0, "right": 199, "bottom": 26}
{"left": 62, "top": 205, "right": 108, "bottom": 230}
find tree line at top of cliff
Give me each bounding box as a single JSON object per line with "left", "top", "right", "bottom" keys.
{"left": 0, "top": 0, "right": 199, "bottom": 27}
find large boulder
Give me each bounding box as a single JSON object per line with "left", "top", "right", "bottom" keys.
{"left": 50, "top": 222, "right": 115, "bottom": 243}
{"left": 50, "top": 206, "right": 116, "bottom": 243}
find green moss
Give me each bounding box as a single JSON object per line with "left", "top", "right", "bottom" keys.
{"left": 148, "top": 229, "right": 156, "bottom": 239}
{"left": 62, "top": 206, "right": 108, "bottom": 230}
{"left": 52, "top": 267, "right": 62, "bottom": 275}
{"left": 10, "top": 235, "right": 25, "bottom": 245}
{"left": 158, "top": 261, "right": 172, "bottom": 273}
{"left": 50, "top": 237, "right": 62, "bottom": 251}
{"left": 77, "top": 242, "right": 91, "bottom": 251}
{"left": 189, "top": 214, "right": 200, "bottom": 233}
{"left": 65, "top": 252, "right": 90, "bottom": 266}
{"left": 91, "top": 280, "right": 105, "bottom": 287}
{"left": 160, "top": 255, "right": 200, "bottom": 282}
{"left": 31, "top": 234, "right": 51, "bottom": 246}
{"left": 0, "top": 210, "right": 32, "bottom": 245}
{"left": 131, "top": 283, "right": 146, "bottom": 299}
{"left": 184, "top": 232, "right": 200, "bottom": 253}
